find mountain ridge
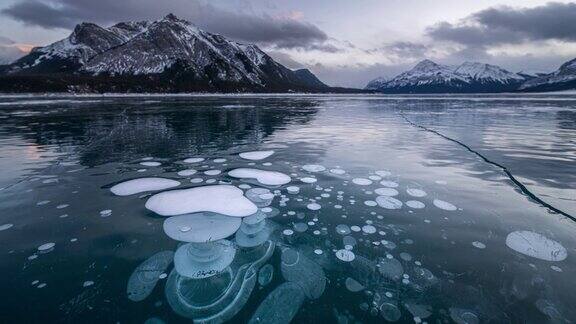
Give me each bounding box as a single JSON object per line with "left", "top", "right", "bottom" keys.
{"left": 0, "top": 14, "right": 339, "bottom": 93}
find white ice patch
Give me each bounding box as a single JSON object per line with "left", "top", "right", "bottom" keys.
{"left": 300, "top": 177, "right": 317, "bottom": 184}
{"left": 336, "top": 249, "right": 355, "bottom": 262}
{"left": 376, "top": 196, "right": 403, "bottom": 209}
{"left": 302, "top": 165, "right": 326, "bottom": 172}
{"left": 38, "top": 242, "right": 55, "bottom": 251}
{"left": 375, "top": 188, "right": 399, "bottom": 196}
{"left": 433, "top": 199, "right": 457, "bottom": 211}
{"left": 177, "top": 169, "right": 197, "bottom": 177}
{"left": 204, "top": 169, "right": 221, "bottom": 176}
{"left": 506, "top": 231, "right": 567, "bottom": 262}
{"left": 406, "top": 200, "right": 425, "bottom": 209}
{"left": 330, "top": 169, "right": 346, "bottom": 175}
{"left": 0, "top": 223, "right": 13, "bottom": 231}
{"left": 145, "top": 185, "right": 257, "bottom": 217}
{"left": 352, "top": 178, "right": 373, "bottom": 186}
{"left": 407, "top": 188, "right": 427, "bottom": 197}
{"left": 228, "top": 168, "right": 291, "bottom": 186}
{"left": 375, "top": 170, "right": 392, "bottom": 177}
{"left": 140, "top": 161, "right": 161, "bottom": 167}
{"left": 110, "top": 178, "right": 180, "bottom": 196}
{"left": 239, "top": 150, "right": 275, "bottom": 161}
{"left": 307, "top": 203, "right": 321, "bottom": 211}
{"left": 183, "top": 157, "right": 204, "bottom": 164}
{"left": 380, "top": 180, "right": 399, "bottom": 188}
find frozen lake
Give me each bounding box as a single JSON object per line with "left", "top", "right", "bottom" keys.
{"left": 0, "top": 94, "right": 574, "bottom": 323}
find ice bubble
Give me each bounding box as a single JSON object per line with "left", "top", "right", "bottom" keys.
{"left": 343, "top": 236, "right": 357, "bottom": 247}
{"left": 100, "top": 209, "right": 112, "bottom": 217}
{"left": 376, "top": 196, "right": 403, "bottom": 209}
{"left": 351, "top": 226, "right": 361, "bottom": 232}
{"left": 236, "top": 212, "right": 271, "bottom": 248}
{"left": 300, "top": 177, "right": 317, "bottom": 184}
{"left": 239, "top": 150, "right": 275, "bottom": 161}
{"left": 307, "top": 203, "right": 321, "bottom": 211}
{"left": 369, "top": 175, "right": 382, "bottom": 181}
{"left": 286, "top": 186, "right": 300, "bottom": 194}
{"left": 127, "top": 251, "right": 174, "bottom": 302}
{"left": 302, "top": 165, "right": 326, "bottom": 172}
{"left": 228, "top": 168, "right": 291, "bottom": 186}
{"left": 314, "top": 249, "right": 323, "bottom": 255}
{"left": 336, "top": 224, "right": 351, "bottom": 235}
{"left": 283, "top": 229, "right": 294, "bottom": 236}
{"left": 352, "top": 178, "right": 373, "bottom": 186}
{"left": 258, "top": 264, "right": 274, "bottom": 286}
{"left": 248, "top": 282, "right": 305, "bottom": 324}
{"left": 56, "top": 204, "right": 68, "bottom": 209}
{"left": 406, "top": 200, "right": 425, "bottom": 209}
{"left": 38, "top": 242, "right": 55, "bottom": 252}
{"left": 345, "top": 277, "right": 365, "bottom": 292}
{"left": 174, "top": 240, "right": 236, "bottom": 279}
{"left": 380, "top": 180, "right": 399, "bottom": 188}
{"left": 433, "top": 199, "right": 457, "bottom": 211}
{"left": 145, "top": 185, "right": 257, "bottom": 217}
{"left": 190, "top": 178, "right": 203, "bottom": 183}
{"left": 111, "top": 178, "right": 180, "bottom": 196}
{"left": 281, "top": 248, "right": 326, "bottom": 299}
{"left": 204, "top": 169, "right": 221, "bottom": 176}
{"left": 293, "top": 223, "right": 308, "bottom": 232}
{"left": 400, "top": 252, "right": 412, "bottom": 261}
{"left": 246, "top": 188, "right": 274, "bottom": 207}
{"left": 364, "top": 200, "right": 377, "bottom": 207}
{"left": 0, "top": 224, "right": 13, "bottom": 231}
{"left": 449, "top": 308, "right": 479, "bottom": 324}
{"left": 506, "top": 231, "right": 567, "bottom": 261}
{"left": 330, "top": 168, "right": 346, "bottom": 175}
{"left": 406, "top": 188, "right": 427, "bottom": 197}
{"left": 183, "top": 157, "right": 204, "bottom": 163}
{"left": 362, "top": 225, "right": 377, "bottom": 234}
{"left": 377, "top": 257, "right": 403, "bottom": 281}
{"left": 472, "top": 241, "right": 486, "bottom": 249}
{"left": 140, "top": 161, "right": 161, "bottom": 167}
{"left": 177, "top": 169, "right": 197, "bottom": 176}
{"left": 83, "top": 281, "right": 94, "bottom": 287}
{"left": 375, "top": 188, "right": 399, "bottom": 196}
{"left": 213, "top": 158, "right": 226, "bottom": 163}
{"left": 375, "top": 170, "right": 392, "bottom": 177}
{"left": 379, "top": 303, "right": 401, "bottom": 322}
{"left": 336, "top": 249, "right": 355, "bottom": 262}
{"left": 163, "top": 212, "right": 241, "bottom": 243}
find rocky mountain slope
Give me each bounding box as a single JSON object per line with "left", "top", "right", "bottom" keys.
{"left": 0, "top": 14, "right": 329, "bottom": 93}
{"left": 519, "top": 58, "right": 576, "bottom": 92}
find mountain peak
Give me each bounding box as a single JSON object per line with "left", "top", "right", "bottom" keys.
{"left": 413, "top": 59, "right": 441, "bottom": 70}
{"left": 163, "top": 13, "right": 182, "bottom": 22}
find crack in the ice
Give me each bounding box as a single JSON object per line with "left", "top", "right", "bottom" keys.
{"left": 400, "top": 113, "right": 574, "bottom": 220}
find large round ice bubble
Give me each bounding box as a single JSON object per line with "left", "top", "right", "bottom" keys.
{"left": 163, "top": 212, "right": 241, "bottom": 243}
{"left": 228, "top": 168, "right": 291, "bottom": 186}
{"left": 239, "top": 150, "right": 275, "bottom": 161}
{"left": 506, "top": 231, "right": 567, "bottom": 262}
{"left": 145, "top": 185, "right": 257, "bottom": 217}
{"left": 111, "top": 178, "right": 180, "bottom": 196}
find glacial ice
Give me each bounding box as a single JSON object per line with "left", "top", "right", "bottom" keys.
{"left": 145, "top": 185, "right": 257, "bottom": 217}
{"left": 110, "top": 178, "right": 180, "bottom": 196}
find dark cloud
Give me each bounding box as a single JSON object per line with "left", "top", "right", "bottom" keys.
{"left": 1, "top": 0, "right": 332, "bottom": 51}
{"left": 427, "top": 2, "right": 576, "bottom": 47}
{"left": 372, "top": 41, "right": 430, "bottom": 58}
{"left": 0, "top": 36, "right": 26, "bottom": 64}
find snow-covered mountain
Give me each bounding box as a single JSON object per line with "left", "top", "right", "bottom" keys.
{"left": 366, "top": 60, "right": 526, "bottom": 93}
{"left": 0, "top": 14, "right": 328, "bottom": 93}
{"left": 519, "top": 58, "right": 576, "bottom": 92}
{"left": 365, "top": 76, "right": 389, "bottom": 90}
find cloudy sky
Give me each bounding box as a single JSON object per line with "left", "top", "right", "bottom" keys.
{"left": 1, "top": 0, "right": 576, "bottom": 87}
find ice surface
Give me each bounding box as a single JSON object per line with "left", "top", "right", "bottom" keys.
{"left": 239, "top": 150, "right": 275, "bottom": 161}
{"left": 433, "top": 199, "right": 457, "bottom": 211}
{"left": 506, "top": 231, "right": 567, "bottom": 261}
{"left": 163, "top": 212, "right": 241, "bottom": 243}
{"left": 127, "top": 251, "right": 174, "bottom": 302}
{"left": 228, "top": 168, "right": 291, "bottom": 186}
{"left": 145, "top": 185, "right": 257, "bottom": 217}
{"left": 376, "top": 196, "right": 403, "bottom": 209}
{"left": 110, "top": 178, "right": 180, "bottom": 196}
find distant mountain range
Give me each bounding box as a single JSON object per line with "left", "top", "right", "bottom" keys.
{"left": 0, "top": 14, "right": 336, "bottom": 93}
{"left": 366, "top": 59, "right": 576, "bottom": 93}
